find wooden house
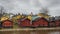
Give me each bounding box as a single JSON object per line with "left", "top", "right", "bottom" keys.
{"left": 32, "top": 17, "right": 49, "bottom": 27}
{"left": 49, "top": 17, "right": 56, "bottom": 27}
{"left": 18, "top": 18, "right": 31, "bottom": 27}
{"left": 2, "top": 20, "right": 13, "bottom": 28}
{"left": 55, "top": 20, "right": 60, "bottom": 27}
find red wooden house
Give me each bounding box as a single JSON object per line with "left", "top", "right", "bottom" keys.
{"left": 55, "top": 20, "right": 60, "bottom": 27}
{"left": 32, "top": 17, "right": 49, "bottom": 27}
{"left": 49, "top": 21, "right": 56, "bottom": 27}
{"left": 2, "top": 20, "right": 13, "bottom": 28}
{"left": 18, "top": 18, "right": 31, "bottom": 27}
{"left": 48, "top": 17, "right": 56, "bottom": 27}
{"left": 32, "top": 21, "right": 39, "bottom": 27}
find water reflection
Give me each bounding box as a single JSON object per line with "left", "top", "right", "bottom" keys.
{"left": 0, "top": 30, "right": 60, "bottom": 34}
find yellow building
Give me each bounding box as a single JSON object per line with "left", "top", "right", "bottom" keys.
{"left": 16, "top": 15, "right": 22, "bottom": 19}
{"left": 27, "top": 15, "right": 32, "bottom": 20}
{"left": 27, "top": 12, "right": 33, "bottom": 20}
{"left": 1, "top": 16, "right": 9, "bottom": 21}
{"left": 37, "top": 13, "right": 45, "bottom": 17}
{"left": 37, "top": 13, "right": 50, "bottom": 18}
{"left": 45, "top": 15, "right": 50, "bottom": 18}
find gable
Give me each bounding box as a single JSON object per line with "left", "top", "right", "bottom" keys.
{"left": 39, "top": 18, "right": 48, "bottom": 22}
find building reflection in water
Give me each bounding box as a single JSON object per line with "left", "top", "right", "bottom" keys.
{"left": 0, "top": 30, "right": 60, "bottom": 34}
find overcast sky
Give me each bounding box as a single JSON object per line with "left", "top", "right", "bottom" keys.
{"left": 0, "top": 0, "right": 60, "bottom": 16}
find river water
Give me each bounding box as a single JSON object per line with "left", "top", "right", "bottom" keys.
{"left": 0, "top": 30, "right": 60, "bottom": 34}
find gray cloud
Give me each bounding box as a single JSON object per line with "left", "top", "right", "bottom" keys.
{"left": 0, "top": 0, "right": 60, "bottom": 16}
{"left": 40, "top": 0, "right": 60, "bottom": 16}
